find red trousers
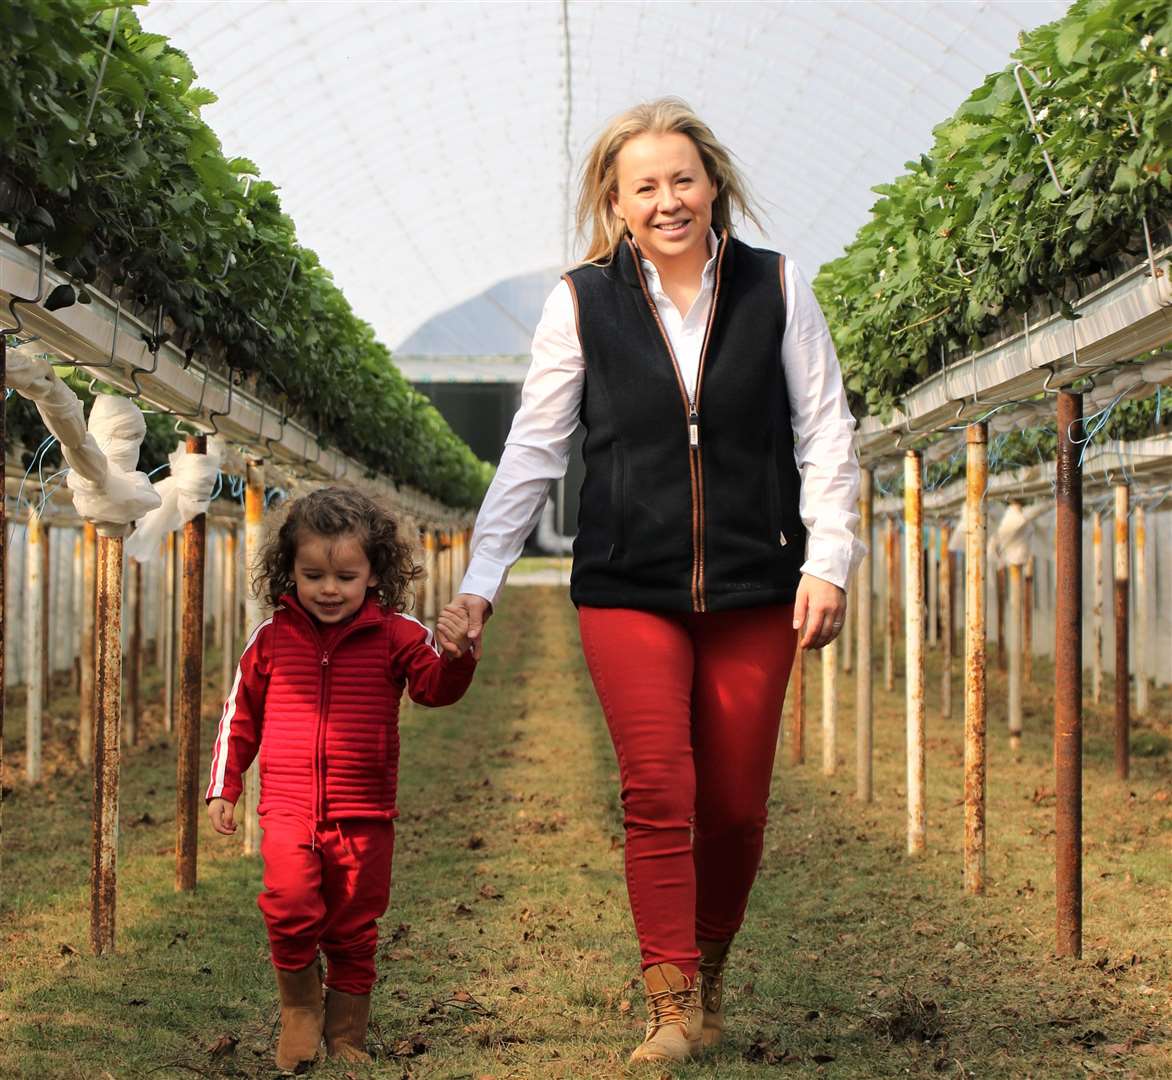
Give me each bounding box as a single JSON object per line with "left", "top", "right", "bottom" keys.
{"left": 258, "top": 814, "right": 395, "bottom": 995}
{"left": 579, "top": 604, "right": 797, "bottom": 979}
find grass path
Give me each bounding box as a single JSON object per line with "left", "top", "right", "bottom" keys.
{"left": 1, "top": 584, "right": 1170, "bottom": 1077}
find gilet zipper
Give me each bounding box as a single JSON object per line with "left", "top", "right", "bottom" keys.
{"left": 626, "top": 230, "right": 728, "bottom": 612}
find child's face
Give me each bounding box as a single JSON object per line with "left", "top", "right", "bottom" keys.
{"left": 292, "top": 531, "right": 377, "bottom": 624}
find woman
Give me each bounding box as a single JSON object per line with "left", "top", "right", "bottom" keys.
{"left": 439, "top": 98, "right": 865, "bottom": 1064}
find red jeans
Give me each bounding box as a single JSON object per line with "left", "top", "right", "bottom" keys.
{"left": 258, "top": 814, "right": 395, "bottom": 994}
{"left": 579, "top": 604, "right": 797, "bottom": 978}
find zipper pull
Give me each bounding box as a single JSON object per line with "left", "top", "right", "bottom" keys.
{"left": 688, "top": 408, "right": 699, "bottom": 449}
{"left": 321, "top": 652, "right": 330, "bottom": 667}
{"left": 779, "top": 530, "right": 788, "bottom": 547}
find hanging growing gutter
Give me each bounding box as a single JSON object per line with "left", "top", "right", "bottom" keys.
{"left": 0, "top": 232, "right": 470, "bottom": 528}
{"left": 857, "top": 246, "right": 1172, "bottom": 466}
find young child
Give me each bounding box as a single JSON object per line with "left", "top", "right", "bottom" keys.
{"left": 205, "top": 486, "right": 476, "bottom": 1070}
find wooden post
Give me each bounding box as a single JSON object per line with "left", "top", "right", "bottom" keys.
{"left": 423, "top": 529, "right": 438, "bottom": 625}
{"left": 996, "top": 565, "right": 1007, "bottom": 672}
{"left": 25, "top": 509, "right": 45, "bottom": 782}
{"left": 1008, "top": 554, "right": 1023, "bottom": 754}
{"left": 856, "top": 468, "right": 873, "bottom": 802}
{"left": 241, "top": 460, "right": 265, "bottom": 857}
{"left": 822, "top": 639, "right": 837, "bottom": 777}
{"left": 176, "top": 436, "right": 207, "bottom": 892}
{"left": 964, "top": 424, "right": 988, "bottom": 894}
{"left": 164, "top": 530, "right": 177, "bottom": 733}
{"left": 80, "top": 522, "right": 98, "bottom": 766}
{"left": 125, "top": 559, "right": 142, "bottom": 747}
{"left": 940, "top": 523, "right": 953, "bottom": 720}
{"left": 1024, "top": 555, "right": 1034, "bottom": 685}
{"left": 72, "top": 531, "right": 83, "bottom": 692}
{"left": 1135, "top": 504, "right": 1148, "bottom": 718}
{"left": 91, "top": 527, "right": 126, "bottom": 954}
{"left": 884, "top": 516, "right": 896, "bottom": 692}
{"left": 905, "top": 451, "right": 925, "bottom": 856}
{"left": 221, "top": 526, "right": 238, "bottom": 700}
{"left": 1114, "top": 483, "right": 1130, "bottom": 781}
{"left": 789, "top": 646, "right": 805, "bottom": 766}
{"left": 927, "top": 523, "right": 938, "bottom": 648}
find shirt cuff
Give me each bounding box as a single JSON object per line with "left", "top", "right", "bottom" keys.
{"left": 459, "top": 553, "right": 512, "bottom": 608}
{"left": 800, "top": 535, "right": 869, "bottom": 592}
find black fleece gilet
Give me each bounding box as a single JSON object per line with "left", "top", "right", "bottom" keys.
{"left": 564, "top": 230, "right": 805, "bottom": 613}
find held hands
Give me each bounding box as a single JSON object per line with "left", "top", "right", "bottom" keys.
{"left": 207, "top": 797, "right": 237, "bottom": 835}
{"left": 436, "top": 593, "right": 493, "bottom": 660}
{"left": 793, "top": 573, "right": 847, "bottom": 650}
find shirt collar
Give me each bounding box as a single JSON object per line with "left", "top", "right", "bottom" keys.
{"left": 639, "top": 227, "right": 719, "bottom": 291}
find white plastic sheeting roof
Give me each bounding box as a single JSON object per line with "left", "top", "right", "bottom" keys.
{"left": 141, "top": 0, "right": 1069, "bottom": 354}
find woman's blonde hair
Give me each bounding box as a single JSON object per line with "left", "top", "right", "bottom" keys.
{"left": 575, "top": 97, "right": 763, "bottom": 265}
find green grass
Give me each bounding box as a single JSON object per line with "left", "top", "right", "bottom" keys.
{"left": 1, "top": 591, "right": 1170, "bottom": 1077}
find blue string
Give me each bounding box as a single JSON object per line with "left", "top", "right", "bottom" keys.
{"left": 15, "top": 434, "right": 57, "bottom": 517}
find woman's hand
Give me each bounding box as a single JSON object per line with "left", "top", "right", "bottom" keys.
{"left": 437, "top": 593, "right": 493, "bottom": 660}
{"left": 793, "top": 574, "right": 847, "bottom": 650}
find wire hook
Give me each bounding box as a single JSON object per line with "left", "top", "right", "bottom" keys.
{"left": 1, "top": 242, "right": 47, "bottom": 339}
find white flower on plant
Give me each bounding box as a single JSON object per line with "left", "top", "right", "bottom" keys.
{"left": 1034, "top": 106, "right": 1050, "bottom": 123}
{"left": 1141, "top": 33, "right": 1154, "bottom": 50}
{"left": 879, "top": 269, "right": 887, "bottom": 281}
{"left": 1151, "top": 65, "right": 1160, "bottom": 84}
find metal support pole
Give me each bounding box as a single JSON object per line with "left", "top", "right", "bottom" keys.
{"left": 1135, "top": 504, "right": 1148, "bottom": 717}
{"left": 884, "top": 516, "right": 896, "bottom": 692}
{"left": 1114, "top": 482, "right": 1130, "bottom": 781}
{"left": 1055, "top": 391, "right": 1083, "bottom": 958}
{"left": 164, "top": 531, "right": 177, "bottom": 733}
{"left": 25, "top": 509, "right": 45, "bottom": 783}
{"left": 242, "top": 460, "right": 265, "bottom": 857}
{"left": 155, "top": 541, "right": 167, "bottom": 669}
{"left": 1008, "top": 557, "right": 1023, "bottom": 754}
{"left": 80, "top": 523, "right": 97, "bottom": 765}
{"left": 40, "top": 521, "right": 50, "bottom": 709}
{"left": 941, "top": 524, "right": 953, "bottom": 720}
{"left": 91, "top": 528, "right": 126, "bottom": 954}
{"left": 964, "top": 423, "right": 988, "bottom": 894}
{"left": 857, "top": 468, "right": 873, "bottom": 802}
{"left": 822, "top": 639, "right": 837, "bottom": 777}
{"left": 905, "top": 450, "right": 925, "bottom": 856}
{"left": 1092, "top": 511, "right": 1103, "bottom": 704}
{"left": 125, "top": 559, "right": 142, "bottom": 747}
{"left": 789, "top": 646, "right": 805, "bottom": 766}
{"left": 176, "top": 436, "right": 207, "bottom": 892}
{"left": 841, "top": 574, "right": 853, "bottom": 675}
{"left": 1024, "top": 555, "right": 1034, "bottom": 685}
{"left": 72, "top": 531, "right": 83, "bottom": 692}
{"left": 996, "top": 565, "right": 1007, "bottom": 672}
{"left": 0, "top": 335, "right": 6, "bottom": 863}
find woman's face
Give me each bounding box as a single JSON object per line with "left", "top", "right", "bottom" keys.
{"left": 610, "top": 132, "right": 718, "bottom": 267}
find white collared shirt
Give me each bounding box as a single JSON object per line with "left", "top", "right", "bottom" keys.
{"left": 459, "top": 229, "right": 867, "bottom": 606}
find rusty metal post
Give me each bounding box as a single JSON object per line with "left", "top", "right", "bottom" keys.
{"left": 1114, "top": 482, "right": 1130, "bottom": 781}
{"left": 163, "top": 530, "right": 177, "bottom": 733}
{"left": 857, "top": 468, "right": 873, "bottom": 802}
{"left": 905, "top": 450, "right": 925, "bottom": 855}
{"left": 125, "top": 559, "right": 142, "bottom": 747}
{"left": 1055, "top": 390, "right": 1083, "bottom": 958}
{"left": 155, "top": 541, "right": 167, "bottom": 668}
{"left": 91, "top": 527, "right": 126, "bottom": 954}
{"left": 241, "top": 460, "right": 265, "bottom": 857}
{"left": 25, "top": 508, "right": 45, "bottom": 782}
{"left": 884, "top": 516, "right": 896, "bottom": 691}
{"left": 1092, "top": 511, "right": 1103, "bottom": 704}
{"left": 1024, "top": 555, "right": 1034, "bottom": 685}
{"left": 822, "top": 638, "right": 837, "bottom": 777}
{"left": 1135, "top": 504, "right": 1148, "bottom": 718}
{"left": 423, "top": 529, "right": 438, "bottom": 625}
{"left": 789, "top": 646, "right": 805, "bottom": 766}
{"left": 964, "top": 423, "right": 988, "bottom": 894}
{"left": 0, "top": 335, "right": 5, "bottom": 853}
{"left": 40, "top": 520, "right": 51, "bottom": 709}
{"left": 1008, "top": 558, "right": 1023, "bottom": 754}
{"left": 80, "top": 522, "right": 97, "bottom": 765}
{"left": 176, "top": 436, "right": 207, "bottom": 892}
{"left": 941, "top": 523, "right": 953, "bottom": 720}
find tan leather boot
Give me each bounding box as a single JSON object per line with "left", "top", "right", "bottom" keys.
{"left": 697, "top": 938, "right": 732, "bottom": 1048}
{"left": 324, "top": 988, "right": 372, "bottom": 1063}
{"left": 274, "top": 962, "right": 324, "bottom": 1071}
{"left": 629, "top": 963, "right": 702, "bottom": 1064}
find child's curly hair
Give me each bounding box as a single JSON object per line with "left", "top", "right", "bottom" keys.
{"left": 255, "top": 486, "right": 422, "bottom": 612}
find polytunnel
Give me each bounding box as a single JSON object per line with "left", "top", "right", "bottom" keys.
{"left": 1, "top": 1, "right": 1171, "bottom": 1077}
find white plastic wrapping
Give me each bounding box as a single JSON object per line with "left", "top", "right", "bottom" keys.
{"left": 67, "top": 395, "right": 161, "bottom": 526}
{"left": 995, "top": 500, "right": 1049, "bottom": 567}
{"left": 125, "top": 437, "right": 224, "bottom": 563}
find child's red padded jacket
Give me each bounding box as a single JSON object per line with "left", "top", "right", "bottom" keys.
{"left": 205, "top": 593, "right": 475, "bottom": 821}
